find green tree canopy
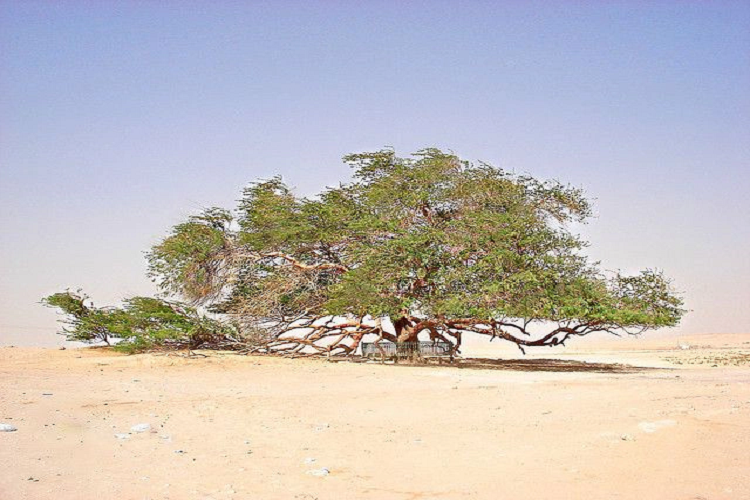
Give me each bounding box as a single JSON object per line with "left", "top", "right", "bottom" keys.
{"left": 146, "top": 148, "right": 684, "bottom": 356}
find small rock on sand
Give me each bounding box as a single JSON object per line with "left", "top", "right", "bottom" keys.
{"left": 114, "top": 433, "right": 130, "bottom": 440}
{"left": 130, "top": 423, "right": 151, "bottom": 433}
{"left": 0, "top": 423, "right": 18, "bottom": 432}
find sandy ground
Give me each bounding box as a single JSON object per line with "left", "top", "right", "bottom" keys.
{"left": 1, "top": 333, "right": 749, "bottom": 500}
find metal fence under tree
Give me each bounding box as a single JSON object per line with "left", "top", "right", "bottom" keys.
{"left": 361, "top": 341, "right": 454, "bottom": 361}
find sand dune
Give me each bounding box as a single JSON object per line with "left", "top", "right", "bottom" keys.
{"left": 1, "top": 333, "right": 749, "bottom": 499}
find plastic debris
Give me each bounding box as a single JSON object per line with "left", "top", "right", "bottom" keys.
{"left": 307, "top": 468, "right": 330, "bottom": 477}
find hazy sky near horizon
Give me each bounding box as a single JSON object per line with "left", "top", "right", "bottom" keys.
{"left": 1, "top": 1, "right": 748, "bottom": 346}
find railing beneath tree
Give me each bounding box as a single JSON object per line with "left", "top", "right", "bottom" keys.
{"left": 361, "top": 341, "right": 454, "bottom": 361}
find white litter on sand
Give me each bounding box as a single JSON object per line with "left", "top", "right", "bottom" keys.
{"left": 307, "top": 468, "right": 330, "bottom": 477}
{"left": 638, "top": 420, "right": 677, "bottom": 433}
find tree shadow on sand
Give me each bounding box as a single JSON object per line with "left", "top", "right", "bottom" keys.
{"left": 451, "top": 358, "right": 653, "bottom": 373}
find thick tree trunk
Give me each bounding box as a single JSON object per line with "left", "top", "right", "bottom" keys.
{"left": 394, "top": 316, "right": 419, "bottom": 342}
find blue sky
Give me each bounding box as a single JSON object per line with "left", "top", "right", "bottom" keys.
{"left": 1, "top": 1, "right": 748, "bottom": 345}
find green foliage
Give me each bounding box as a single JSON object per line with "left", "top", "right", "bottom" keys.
{"left": 238, "top": 177, "right": 306, "bottom": 251}
{"left": 147, "top": 208, "right": 232, "bottom": 302}
{"left": 42, "top": 290, "right": 237, "bottom": 353}
{"left": 146, "top": 148, "right": 685, "bottom": 341}
{"left": 42, "top": 291, "right": 118, "bottom": 345}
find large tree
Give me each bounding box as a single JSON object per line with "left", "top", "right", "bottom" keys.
{"left": 147, "top": 148, "right": 684, "bottom": 356}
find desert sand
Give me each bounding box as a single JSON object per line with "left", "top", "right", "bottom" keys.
{"left": 1, "top": 333, "right": 749, "bottom": 500}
